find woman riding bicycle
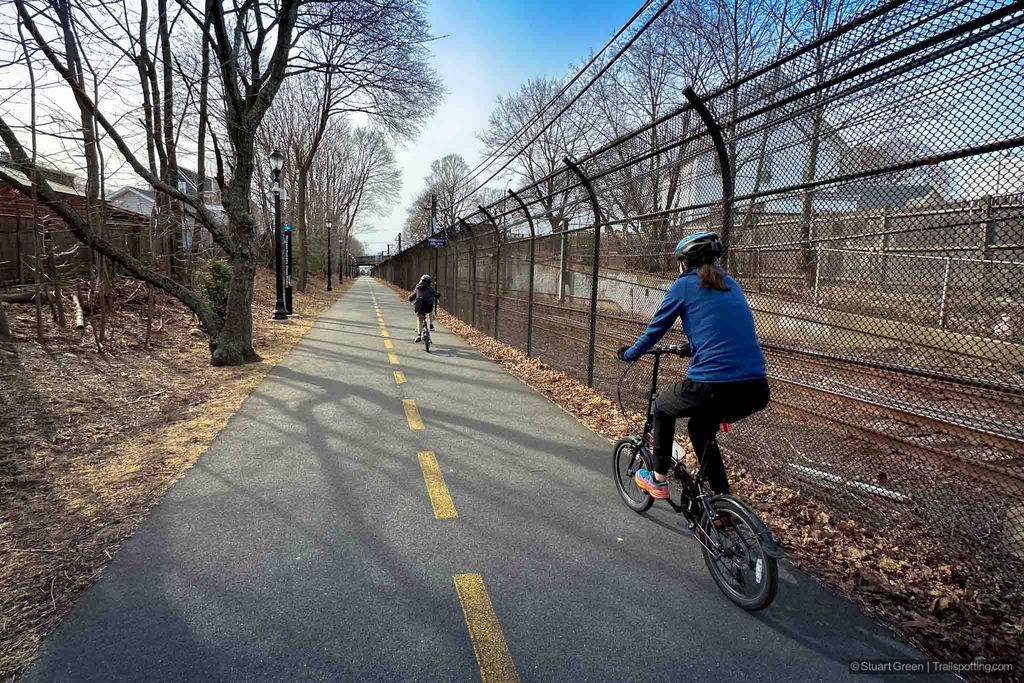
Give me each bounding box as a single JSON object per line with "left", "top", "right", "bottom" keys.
{"left": 616, "top": 232, "right": 769, "bottom": 500}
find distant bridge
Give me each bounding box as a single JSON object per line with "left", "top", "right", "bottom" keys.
{"left": 353, "top": 254, "right": 382, "bottom": 267}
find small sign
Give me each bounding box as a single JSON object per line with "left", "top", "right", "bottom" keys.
{"left": 427, "top": 237, "right": 446, "bottom": 247}
{"left": 284, "top": 224, "right": 292, "bottom": 233}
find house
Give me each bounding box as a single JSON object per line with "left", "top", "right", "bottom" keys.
{"left": 108, "top": 167, "right": 225, "bottom": 249}
{"left": 0, "top": 155, "right": 148, "bottom": 285}
{"left": 662, "top": 84, "right": 941, "bottom": 226}
{"left": 108, "top": 186, "right": 157, "bottom": 216}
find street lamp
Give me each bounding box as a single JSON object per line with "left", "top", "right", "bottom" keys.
{"left": 326, "top": 218, "right": 334, "bottom": 291}
{"left": 269, "top": 150, "right": 288, "bottom": 321}
{"left": 285, "top": 223, "right": 294, "bottom": 315}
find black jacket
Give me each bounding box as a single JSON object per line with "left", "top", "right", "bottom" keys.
{"left": 408, "top": 284, "right": 439, "bottom": 311}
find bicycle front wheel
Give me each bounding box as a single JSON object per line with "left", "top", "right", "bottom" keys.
{"left": 613, "top": 438, "right": 654, "bottom": 513}
{"left": 699, "top": 495, "right": 778, "bottom": 610}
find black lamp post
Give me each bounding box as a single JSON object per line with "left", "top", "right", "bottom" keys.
{"left": 326, "top": 218, "right": 333, "bottom": 291}
{"left": 269, "top": 150, "right": 288, "bottom": 321}
{"left": 285, "top": 223, "right": 294, "bottom": 314}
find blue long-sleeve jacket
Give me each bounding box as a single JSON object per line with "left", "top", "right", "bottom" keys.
{"left": 623, "top": 269, "right": 766, "bottom": 382}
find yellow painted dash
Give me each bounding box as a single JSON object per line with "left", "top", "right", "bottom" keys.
{"left": 384, "top": 339, "right": 394, "bottom": 349}
{"left": 453, "top": 574, "right": 519, "bottom": 683}
{"left": 394, "top": 370, "right": 406, "bottom": 385}
{"left": 389, "top": 352, "right": 401, "bottom": 366}
{"left": 381, "top": 329, "right": 390, "bottom": 338}
{"left": 417, "top": 452, "right": 457, "bottom": 519}
{"left": 402, "top": 399, "right": 424, "bottom": 430}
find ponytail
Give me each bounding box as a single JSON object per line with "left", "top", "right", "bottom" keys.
{"left": 698, "top": 263, "right": 730, "bottom": 291}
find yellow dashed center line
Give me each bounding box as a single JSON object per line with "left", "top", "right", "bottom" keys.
{"left": 380, "top": 329, "right": 390, "bottom": 338}
{"left": 388, "top": 352, "right": 401, "bottom": 366}
{"left": 453, "top": 574, "right": 520, "bottom": 683}
{"left": 417, "top": 452, "right": 457, "bottom": 519}
{"left": 402, "top": 399, "right": 424, "bottom": 430}
{"left": 393, "top": 370, "right": 406, "bottom": 385}
{"left": 384, "top": 339, "right": 394, "bottom": 349}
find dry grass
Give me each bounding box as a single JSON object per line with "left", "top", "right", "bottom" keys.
{"left": 0, "top": 270, "right": 345, "bottom": 681}
{"left": 382, "top": 281, "right": 1022, "bottom": 680}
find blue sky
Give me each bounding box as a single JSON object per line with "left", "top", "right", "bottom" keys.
{"left": 361, "top": 0, "right": 637, "bottom": 253}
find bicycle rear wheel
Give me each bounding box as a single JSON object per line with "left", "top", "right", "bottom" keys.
{"left": 613, "top": 438, "right": 654, "bottom": 513}
{"left": 424, "top": 332, "right": 431, "bottom": 352}
{"left": 699, "top": 495, "right": 778, "bottom": 610}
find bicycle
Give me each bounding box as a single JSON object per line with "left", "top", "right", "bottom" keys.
{"left": 420, "top": 316, "right": 431, "bottom": 352}
{"left": 612, "top": 344, "right": 783, "bottom": 610}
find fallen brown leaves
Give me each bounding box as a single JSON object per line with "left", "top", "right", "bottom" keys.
{"left": 0, "top": 270, "right": 345, "bottom": 681}
{"left": 401, "top": 286, "right": 1023, "bottom": 679}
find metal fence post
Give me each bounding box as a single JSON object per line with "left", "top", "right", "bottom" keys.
{"left": 508, "top": 189, "right": 536, "bottom": 357}
{"left": 814, "top": 245, "right": 823, "bottom": 302}
{"left": 441, "top": 227, "right": 449, "bottom": 309}
{"left": 459, "top": 217, "right": 478, "bottom": 328}
{"left": 478, "top": 204, "right": 501, "bottom": 341}
{"left": 878, "top": 208, "right": 891, "bottom": 293}
{"left": 450, "top": 227, "right": 460, "bottom": 319}
{"left": 564, "top": 156, "right": 602, "bottom": 388}
{"left": 939, "top": 257, "right": 952, "bottom": 328}
{"left": 683, "top": 86, "right": 733, "bottom": 264}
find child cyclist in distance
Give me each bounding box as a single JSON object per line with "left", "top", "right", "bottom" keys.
{"left": 408, "top": 274, "right": 439, "bottom": 342}
{"left": 616, "top": 232, "right": 770, "bottom": 500}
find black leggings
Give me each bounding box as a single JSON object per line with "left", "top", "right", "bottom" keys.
{"left": 652, "top": 377, "right": 770, "bottom": 494}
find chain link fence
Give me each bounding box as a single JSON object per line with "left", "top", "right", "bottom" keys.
{"left": 379, "top": 0, "right": 1024, "bottom": 621}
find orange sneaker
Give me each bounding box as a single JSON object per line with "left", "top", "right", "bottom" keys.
{"left": 635, "top": 469, "right": 671, "bottom": 499}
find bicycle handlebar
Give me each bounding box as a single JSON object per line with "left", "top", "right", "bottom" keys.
{"left": 644, "top": 344, "right": 692, "bottom": 357}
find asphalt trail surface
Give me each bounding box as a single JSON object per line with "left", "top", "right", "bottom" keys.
{"left": 26, "top": 278, "right": 941, "bottom": 682}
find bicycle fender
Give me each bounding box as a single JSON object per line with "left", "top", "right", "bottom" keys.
{"left": 711, "top": 495, "right": 785, "bottom": 560}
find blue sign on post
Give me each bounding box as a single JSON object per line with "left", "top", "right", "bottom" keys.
{"left": 427, "top": 237, "right": 446, "bottom": 247}
{"left": 284, "top": 224, "right": 292, "bottom": 233}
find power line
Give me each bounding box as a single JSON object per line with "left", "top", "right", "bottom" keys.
{"left": 454, "top": 0, "right": 678, "bottom": 207}
{"left": 451, "top": 0, "right": 662, "bottom": 200}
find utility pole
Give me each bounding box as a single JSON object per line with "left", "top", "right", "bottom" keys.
{"left": 397, "top": 233, "right": 402, "bottom": 254}
{"left": 431, "top": 194, "right": 438, "bottom": 283}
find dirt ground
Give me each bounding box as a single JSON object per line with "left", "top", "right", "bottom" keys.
{"left": 0, "top": 270, "right": 345, "bottom": 681}
{"left": 409, "top": 288, "right": 1022, "bottom": 681}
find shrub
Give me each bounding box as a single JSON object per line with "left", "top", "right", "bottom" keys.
{"left": 194, "top": 258, "right": 232, "bottom": 327}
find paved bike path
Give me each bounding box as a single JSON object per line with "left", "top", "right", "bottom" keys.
{"left": 26, "top": 278, "right": 939, "bottom": 682}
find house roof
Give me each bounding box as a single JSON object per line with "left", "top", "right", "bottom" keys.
{"left": 0, "top": 165, "right": 82, "bottom": 197}
{"left": 844, "top": 182, "right": 936, "bottom": 210}
{"left": 176, "top": 167, "right": 216, "bottom": 192}
{"left": 0, "top": 157, "right": 79, "bottom": 192}
{"left": 113, "top": 186, "right": 156, "bottom": 201}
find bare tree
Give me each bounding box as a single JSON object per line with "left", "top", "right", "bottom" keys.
{"left": 402, "top": 154, "right": 483, "bottom": 242}
{"left": 312, "top": 123, "right": 401, "bottom": 275}
{"left": 1, "top": 0, "right": 441, "bottom": 365}
{"left": 478, "top": 77, "right": 589, "bottom": 235}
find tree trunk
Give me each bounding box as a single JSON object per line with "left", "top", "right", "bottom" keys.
{"left": 0, "top": 305, "right": 13, "bottom": 346}
{"left": 800, "top": 102, "right": 824, "bottom": 289}
{"left": 297, "top": 166, "right": 309, "bottom": 292}
{"left": 212, "top": 120, "right": 261, "bottom": 366}
{"left": 210, "top": 250, "right": 259, "bottom": 365}
{"left": 742, "top": 66, "right": 782, "bottom": 284}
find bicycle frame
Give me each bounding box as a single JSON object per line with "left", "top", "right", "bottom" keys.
{"left": 624, "top": 349, "right": 737, "bottom": 556}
